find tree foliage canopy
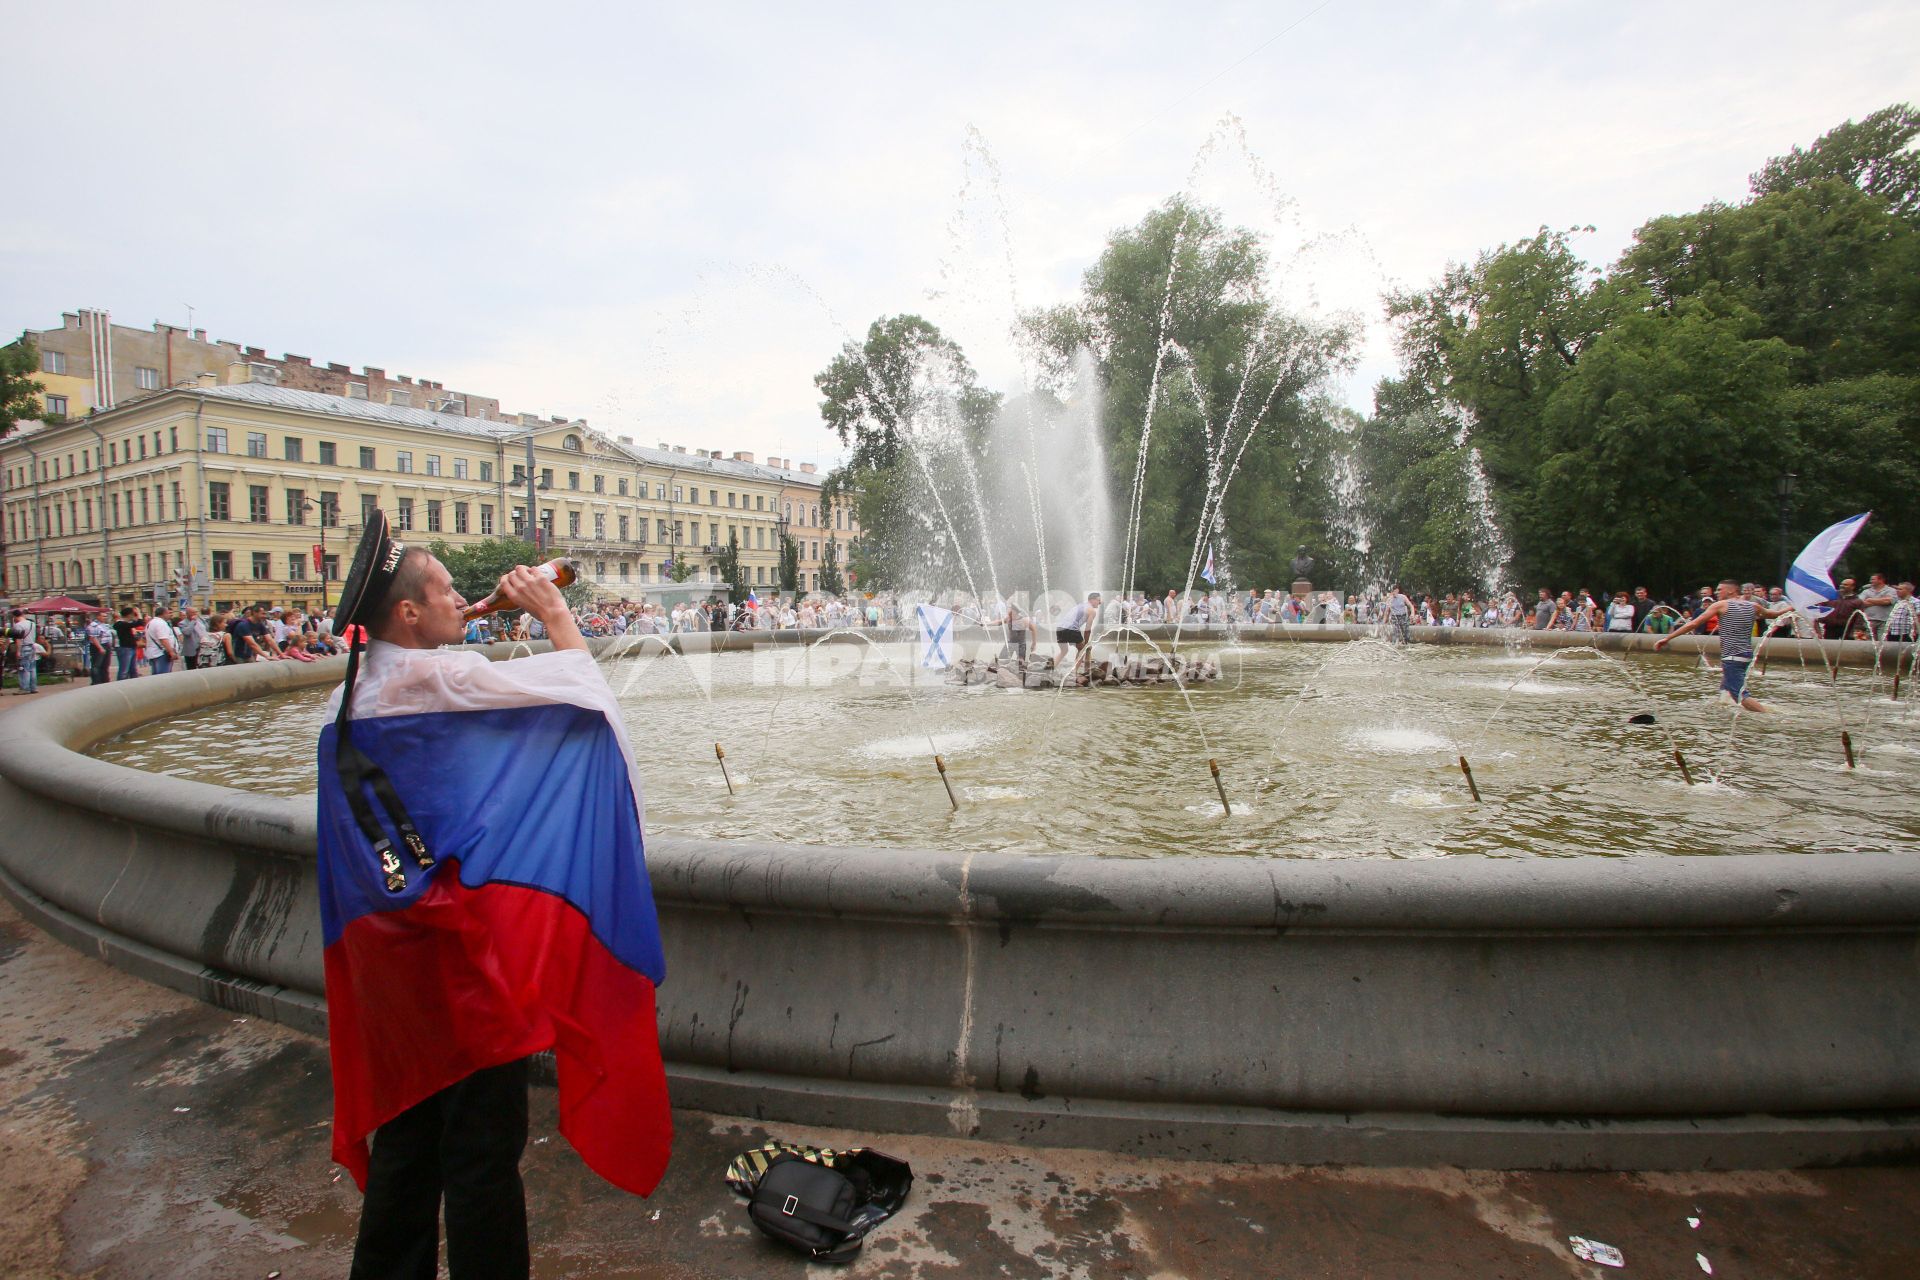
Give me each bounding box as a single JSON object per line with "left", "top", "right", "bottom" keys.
{"left": 1364, "top": 105, "right": 1920, "bottom": 592}
{"left": 1, "top": 338, "right": 46, "bottom": 433}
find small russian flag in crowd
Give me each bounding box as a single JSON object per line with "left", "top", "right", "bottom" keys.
{"left": 317, "top": 646, "right": 671, "bottom": 1196}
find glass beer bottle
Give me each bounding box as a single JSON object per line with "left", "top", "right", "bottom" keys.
{"left": 461, "top": 558, "right": 577, "bottom": 620}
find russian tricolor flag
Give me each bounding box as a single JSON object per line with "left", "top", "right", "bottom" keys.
{"left": 317, "top": 644, "right": 671, "bottom": 1196}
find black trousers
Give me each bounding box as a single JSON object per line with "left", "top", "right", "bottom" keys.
{"left": 349, "top": 1058, "right": 531, "bottom": 1280}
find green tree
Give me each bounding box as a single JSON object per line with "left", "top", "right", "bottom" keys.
{"left": 1351, "top": 380, "right": 1501, "bottom": 594}
{"left": 1024, "top": 196, "right": 1353, "bottom": 593}
{"left": 2, "top": 338, "right": 47, "bottom": 431}
{"left": 1778, "top": 374, "right": 1920, "bottom": 576}
{"left": 1528, "top": 294, "right": 1793, "bottom": 590}
{"left": 815, "top": 314, "right": 1000, "bottom": 470}
{"left": 714, "top": 530, "right": 746, "bottom": 600}
{"left": 777, "top": 530, "right": 800, "bottom": 593}
{"left": 1750, "top": 103, "right": 1920, "bottom": 219}
{"left": 818, "top": 538, "right": 845, "bottom": 596}
{"left": 814, "top": 315, "right": 1000, "bottom": 588}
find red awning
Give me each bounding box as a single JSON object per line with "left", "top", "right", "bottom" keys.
{"left": 21, "top": 596, "right": 104, "bottom": 614}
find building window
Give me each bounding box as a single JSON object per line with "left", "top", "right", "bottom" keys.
{"left": 287, "top": 488, "right": 306, "bottom": 524}
{"left": 346, "top": 382, "right": 368, "bottom": 399}
{"left": 596, "top": 560, "right": 607, "bottom": 577}
{"left": 396, "top": 498, "right": 413, "bottom": 531}
{"left": 756, "top": 566, "right": 766, "bottom": 584}
{"left": 620, "top": 562, "right": 630, "bottom": 580}
{"left": 618, "top": 515, "right": 630, "bottom": 541}
{"left": 247, "top": 432, "right": 268, "bottom": 458}
{"left": 426, "top": 500, "right": 442, "bottom": 532}
{"left": 135, "top": 366, "right": 161, "bottom": 390}
{"left": 638, "top": 563, "right": 651, "bottom": 582}
{"left": 594, "top": 512, "right": 605, "bottom": 539}
{"left": 323, "top": 554, "right": 339, "bottom": 580}
{"left": 360, "top": 446, "right": 376, "bottom": 469}
{"left": 479, "top": 461, "right": 493, "bottom": 483}
{"left": 756, "top": 526, "right": 765, "bottom": 549}
{"left": 42, "top": 350, "right": 66, "bottom": 374}
{"left": 541, "top": 468, "right": 553, "bottom": 488}
{"left": 212, "top": 551, "right": 231, "bottom": 579}
{"left": 425, "top": 455, "right": 441, "bottom": 477}
{"left": 249, "top": 485, "right": 269, "bottom": 522}
{"left": 319, "top": 440, "right": 336, "bottom": 465}
{"left": 453, "top": 457, "right": 468, "bottom": 480}
{"left": 709, "top": 490, "right": 717, "bottom": 506}
{"left": 480, "top": 504, "right": 494, "bottom": 535}
{"left": 207, "top": 482, "right": 230, "bottom": 521}
{"left": 563, "top": 434, "right": 583, "bottom": 451}
{"left": 205, "top": 427, "right": 228, "bottom": 453}
{"left": 396, "top": 451, "right": 412, "bottom": 474}
{"left": 251, "top": 552, "right": 271, "bottom": 580}
{"left": 727, "top": 492, "right": 736, "bottom": 508}
{"left": 454, "top": 502, "right": 469, "bottom": 534}
{"left": 673, "top": 486, "right": 683, "bottom": 503}
{"left": 320, "top": 492, "right": 339, "bottom": 526}
{"left": 44, "top": 393, "right": 68, "bottom": 417}
{"left": 656, "top": 484, "right": 665, "bottom": 500}
{"left": 387, "top": 389, "right": 411, "bottom": 407}
{"left": 659, "top": 519, "right": 671, "bottom": 541}
{"left": 285, "top": 437, "right": 304, "bottom": 462}
{"left": 617, "top": 477, "right": 628, "bottom": 496}
{"left": 288, "top": 553, "right": 307, "bottom": 581}
{"left": 568, "top": 472, "right": 580, "bottom": 490}
{"left": 361, "top": 494, "right": 377, "bottom": 526}
{"left": 138, "top": 437, "right": 147, "bottom": 459}
{"left": 568, "top": 511, "right": 581, "bottom": 537}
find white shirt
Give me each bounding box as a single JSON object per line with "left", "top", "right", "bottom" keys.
{"left": 268, "top": 618, "right": 289, "bottom": 643}
{"left": 143, "top": 616, "right": 177, "bottom": 659}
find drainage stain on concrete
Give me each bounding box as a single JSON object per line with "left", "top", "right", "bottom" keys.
{"left": 3, "top": 897, "right": 1920, "bottom": 1279}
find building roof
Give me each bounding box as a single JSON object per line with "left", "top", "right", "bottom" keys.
{"left": 7, "top": 381, "right": 835, "bottom": 492}
{"left": 194, "top": 382, "right": 524, "bottom": 441}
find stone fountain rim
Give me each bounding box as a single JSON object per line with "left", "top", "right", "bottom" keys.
{"left": 8, "top": 638, "right": 1919, "bottom": 934}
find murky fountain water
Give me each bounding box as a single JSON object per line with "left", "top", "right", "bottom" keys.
{"left": 92, "top": 644, "right": 1920, "bottom": 859}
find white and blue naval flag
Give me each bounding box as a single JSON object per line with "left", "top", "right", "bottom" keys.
{"left": 1784, "top": 512, "right": 1871, "bottom": 616}
{"left": 1201, "top": 544, "right": 1217, "bottom": 585}
{"left": 915, "top": 603, "right": 956, "bottom": 669}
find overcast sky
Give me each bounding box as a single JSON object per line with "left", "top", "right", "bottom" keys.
{"left": 6, "top": 1, "right": 1915, "bottom": 468}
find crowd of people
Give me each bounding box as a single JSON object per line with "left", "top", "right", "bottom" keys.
{"left": 7, "top": 572, "right": 1912, "bottom": 692}
{"left": 3, "top": 601, "right": 355, "bottom": 689}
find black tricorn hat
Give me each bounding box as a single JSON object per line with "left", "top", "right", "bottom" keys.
{"left": 336, "top": 508, "right": 407, "bottom": 631}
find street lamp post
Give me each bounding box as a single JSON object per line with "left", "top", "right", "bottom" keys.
{"left": 1775, "top": 473, "right": 1797, "bottom": 585}
{"left": 300, "top": 497, "right": 331, "bottom": 611}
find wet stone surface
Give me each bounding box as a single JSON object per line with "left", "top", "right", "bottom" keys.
{"left": 2, "top": 897, "right": 1918, "bottom": 1278}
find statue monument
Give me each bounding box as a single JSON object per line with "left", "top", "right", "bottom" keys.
{"left": 1290, "top": 545, "right": 1315, "bottom": 598}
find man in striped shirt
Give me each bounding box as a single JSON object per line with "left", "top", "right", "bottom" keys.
{"left": 1654, "top": 579, "right": 1796, "bottom": 712}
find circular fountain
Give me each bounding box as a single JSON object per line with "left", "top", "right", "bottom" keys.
{"left": 4, "top": 624, "right": 1918, "bottom": 1171}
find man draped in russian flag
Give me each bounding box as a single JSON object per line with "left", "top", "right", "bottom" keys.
{"left": 318, "top": 511, "right": 670, "bottom": 1279}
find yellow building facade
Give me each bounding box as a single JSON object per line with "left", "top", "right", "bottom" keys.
{"left": 1, "top": 379, "right": 846, "bottom": 611}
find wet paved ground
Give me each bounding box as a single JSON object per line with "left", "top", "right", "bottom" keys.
{"left": 2, "top": 897, "right": 1918, "bottom": 1280}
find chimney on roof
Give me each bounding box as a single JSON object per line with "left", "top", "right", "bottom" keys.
{"left": 196, "top": 372, "right": 218, "bottom": 388}
{"left": 62, "top": 312, "right": 80, "bottom": 329}
{"left": 732, "top": 451, "right": 755, "bottom": 463}
{"left": 363, "top": 366, "right": 384, "bottom": 378}
{"left": 618, "top": 435, "right": 634, "bottom": 445}
{"left": 227, "top": 360, "right": 279, "bottom": 385}
{"left": 800, "top": 463, "right": 817, "bottom": 474}
{"left": 283, "top": 353, "right": 310, "bottom": 366}
{"left": 193, "top": 328, "right": 207, "bottom": 341}
{"left": 672, "top": 445, "right": 686, "bottom": 454}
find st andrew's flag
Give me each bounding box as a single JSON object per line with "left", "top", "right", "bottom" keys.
{"left": 1784, "top": 512, "right": 1870, "bottom": 616}
{"left": 318, "top": 643, "right": 670, "bottom": 1195}
{"left": 916, "top": 603, "right": 956, "bottom": 669}
{"left": 1201, "top": 545, "right": 1218, "bottom": 585}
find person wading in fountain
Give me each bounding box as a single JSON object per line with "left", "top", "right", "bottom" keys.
{"left": 1054, "top": 591, "right": 1101, "bottom": 679}
{"left": 1654, "top": 578, "right": 1796, "bottom": 712}
{"left": 320, "top": 511, "right": 671, "bottom": 1279}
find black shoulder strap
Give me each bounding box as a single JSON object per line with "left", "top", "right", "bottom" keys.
{"left": 334, "top": 635, "right": 435, "bottom": 892}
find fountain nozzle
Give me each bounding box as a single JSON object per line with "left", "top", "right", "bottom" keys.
{"left": 933, "top": 753, "right": 959, "bottom": 811}
{"left": 715, "top": 742, "right": 735, "bottom": 796}
{"left": 1209, "top": 757, "right": 1231, "bottom": 816}
{"left": 1457, "top": 755, "right": 1482, "bottom": 803}
{"left": 1841, "top": 730, "right": 1857, "bottom": 770}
